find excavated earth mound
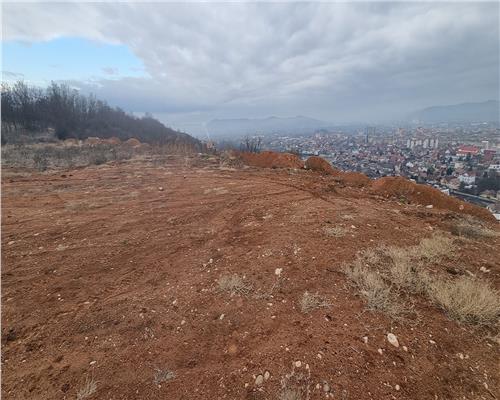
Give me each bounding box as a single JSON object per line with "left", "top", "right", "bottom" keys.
{"left": 340, "top": 171, "right": 371, "bottom": 187}
{"left": 240, "top": 151, "right": 304, "bottom": 169}
{"left": 124, "top": 138, "right": 142, "bottom": 147}
{"left": 371, "top": 176, "right": 495, "bottom": 222}
{"left": 305, "top": 156, "right": 341, "bottom": 175}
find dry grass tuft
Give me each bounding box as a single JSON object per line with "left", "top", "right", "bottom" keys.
{"left": 323, "top": 226, "right": 348, "bottom": 238}
{"left": 153, "top": 368, "right": 176, "bottom": 385}
{"left": 217, "top": 274, "right": 253, "bottom": 296}
{"left": 344, "top": 258, "right": 401, "bottom": 317}
{"left": 411, "top": 233, "right": 455, "bottom": 261}
{"left": 299, "top": 291, "right": 331, "bottom": 313}
{"left": 428, "top": 277, "right": 500, "bottom": 325}
{"left": 76, "top": 376, "right": 97, "bottom": 400}
{"left": 279, "top": 364, "right": 311, "bottom": 400}
{"left": 450, "top": 218, "right": 498, "bottom": 239}
{"left": 345, "top": 234, "right": 498, "bottom": 326}
{"left": 382, "top": 246, "right": 430, "bottom": 294}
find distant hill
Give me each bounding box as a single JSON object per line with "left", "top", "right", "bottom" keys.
{"left": 207, "top": 116, "right": 330, "bottom": 137}
{"left": 410, "top": 100, "right": 499, "bottom": 123}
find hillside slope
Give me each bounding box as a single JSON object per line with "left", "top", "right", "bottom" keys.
{"left": 2, "top": 157, "right": 499, "bottom": 399}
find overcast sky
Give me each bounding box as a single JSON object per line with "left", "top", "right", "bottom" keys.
{"left": 2, "top": 2, "right": 499, "bottom": 134}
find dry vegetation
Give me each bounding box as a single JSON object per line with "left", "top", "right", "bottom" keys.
{"left": 76, "top": 376, "right": 97, "bottom": 400}
{"left": 153, "top": 368, "right": 176, "bottom": 385}
{"left": 450, "top": 216, "right": 499, "bottom": 239}
{"left": 323, "top": 226, "right": 348, "bottom": 238}
{"left": 299, "top": 291, "right": 331, "bottom": 313}
{"left": 1, "top": 142, "right": 201, "bottom": 171}
{"left": 217, "top": 274, "right": 253, "bottom": 296}
{"left": 345, "top": 233, "right": 500, "bottom": 326}
{"left": 279, "top": 364, "right": 312, "bottom": 400}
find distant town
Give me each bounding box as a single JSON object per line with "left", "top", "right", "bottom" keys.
{"left": 258, "top": 122, "right": 500, "bottom": 218}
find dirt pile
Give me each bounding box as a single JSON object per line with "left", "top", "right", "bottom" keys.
{"left": 240, "top": 151, "right": 304, "bottom": 169}
{"left": 305, "top": 156, "right": 340, "bottom": 175}
{"left": 124, "top": 138, "right": 141, "bottom": 147}
{"left": 372, "top": 176, "right": 495, "bottom": 222}
{"left": 104, "top": 137, "right": 122, "bottom": 145}
{"left": 340, "top": 171, "right": 371, "bottom": 187}
{"left": 84, "top": 137, "right": 101, "bottom": 146}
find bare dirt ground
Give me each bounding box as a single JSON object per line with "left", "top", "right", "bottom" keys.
{"left": 2, "top": 156, "right": 499, "bottom": 400}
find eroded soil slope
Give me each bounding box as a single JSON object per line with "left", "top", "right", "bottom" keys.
{"left": 2, "top": 157, "right": 499, "bottom": 399}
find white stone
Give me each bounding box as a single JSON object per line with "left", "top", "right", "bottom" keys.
{"left": 275, "top": 268, "right": 283, "bottom": 276}
{"left": 362, "top": 336, "right": 369, "bottom": 344}
{"left": 395, "top": 384, "right": 400, "bottom": 391}
{"left": 294, "top": 361, "right": 302, "bottom": 368}
{"left": 377, "top": 348, "right": 383, "bottom": 355}
{"left": 387, "top": 333, "right": 399, "bottom": 347}
{"left": 402, "top": 346, "right": 408, "bottom": 352}
{"left": 264, "top": 371, "right": 270, "bottom": 380}
{"left": 255, "top": 375, "right": 264, "bottom": 386}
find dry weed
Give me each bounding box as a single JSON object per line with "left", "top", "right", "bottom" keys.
{"left": 279, "top": 364, "right": 311, "bottom": 400}
{"left": 323, "top": 226, "right": 348, "bottom": 238}
{"left": 411, "top": 233, "right": 455, "bottom": 261}
{"left": 428, "top": 276, "right": 500, "bottom": 325}
{"left": 344, "top": 258, "right": 401, "bottom": 317}
{"left": 217, "top": 274, "right": 253, "bottom": 296}
{"left": 76, "top": 376, "right": 97, "bottom": 400}
{"left": 450, "top": 218, "right": 498, "bottom": 239}
{"left": 153, "top": 368, "right": 176, "bottom": 385}
{"left": 299, "top": 291, "right": 331, "bottom": 313}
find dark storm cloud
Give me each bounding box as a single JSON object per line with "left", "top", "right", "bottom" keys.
{"left": 3, "top": 2, "right": 499, "bottom": 123}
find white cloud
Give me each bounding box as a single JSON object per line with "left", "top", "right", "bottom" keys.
{"left": 2, "top": 2, "right": 499, "bottom": 123}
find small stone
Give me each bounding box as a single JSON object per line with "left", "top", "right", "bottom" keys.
{"left": 378, "top": 348, "right": 383, "bottom": 355}
{"left": 425, "top": 205, "right": 433, "bottom": 209}
{"left": 89, "top": 361, "right": 96, "bottom": 365}
{"left": 458, "top": 353, "right": 464, "bottom": 359}
{"left": 402, "top": 346, "right": 408, "bottom": 352}
{"left": 362, "top": 336, "right": 369, "bottom": 344}
{"left": 387, "top": 333, "right": 399, "bottom": 347}
{"left": 158, "top": 187, "right": 164, "bottom": 191}
{"left": 180, "top": 319, "right": 186, "bottom": 325}
{"left": 429, "top": 340, "right": 436, "bottom": 345}
{"left": 255, "top": 375, "right": 264, "bottom": 386}
{"left": 323, "top": 383, "right": 330, "bottom": 393}
{"left": 294, "top": 361, "right": 302, "bottom": 368}
{"left": 317, "top": 353, "right": 322, "bottom": 359}
{"left": 275, "top": 268, "right": 283, "bottom": 276}
{"left": 264, "top": 371, "right": 270, "bottom": 380}
{"left": 395, "top": 384, "right": 400, "bottom": 391}
{"left": 8, "top": 241, "right": 15, "bottom": 245}
{"left": 219, "top": 314, "right": 225, "bottom": 320}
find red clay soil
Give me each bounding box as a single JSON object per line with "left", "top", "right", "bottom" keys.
{"left": 240, "top": 151, "right": 304, "bottom": 169}
{"left": 2, "top": 157, "right": 499, "bottom": 400}
{"left": 371, "top": 176, "right": 495, "bottom": 222}
{"left": 340, "top": 171, "right": 371, "bottom": 187}
{"left": 305, "top": 156, "right": 341, "bottom": 175}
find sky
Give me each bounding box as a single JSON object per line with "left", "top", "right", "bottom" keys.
{"left": 2, "top": 2, "right": 499, "bottom": 135}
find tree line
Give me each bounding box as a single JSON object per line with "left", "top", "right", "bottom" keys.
{"left": 1, "top": 80, "right": 201, "bottom": 148}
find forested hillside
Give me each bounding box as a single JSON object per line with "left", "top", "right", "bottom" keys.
{"left": 1, "top": 81, "right": 201, "bottom": 147}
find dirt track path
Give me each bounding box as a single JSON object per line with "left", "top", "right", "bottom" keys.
{"left": 2, "top": 159, "right": 499, "bottom": 399}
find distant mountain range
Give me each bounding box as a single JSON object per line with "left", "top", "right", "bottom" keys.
{"left": 207, "top": 116, "right": 330, "bottom": 137}
{"left": 410, "top": 100, "right": 499, "bottom": 123}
